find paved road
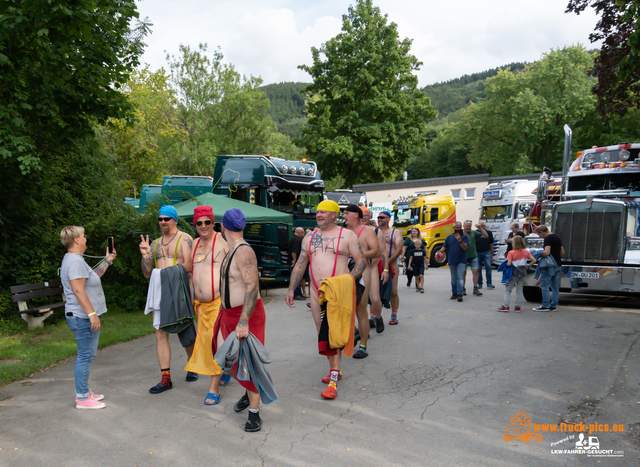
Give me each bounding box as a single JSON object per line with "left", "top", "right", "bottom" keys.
{"left": 1, "top": 268, "right": 639, "bottom": 466}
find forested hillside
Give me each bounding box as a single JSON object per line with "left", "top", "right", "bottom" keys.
{"left": 421, "top": 62, "right": 527, "bottom": 118}
{"left": 261, "top": 82, "right": 308, "bottom": 140}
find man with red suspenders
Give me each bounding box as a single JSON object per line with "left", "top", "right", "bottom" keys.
{"left": 343, "top": 204, "right": 381, "bottom": 359}
{"left": 361, "top": 206, "right": 389, "bottom": 332}
{"left": 286, "top": 200, "right": 366, "bottom": 399}
{"left": 185, "top": 206, "right": 231, "bottom": 406}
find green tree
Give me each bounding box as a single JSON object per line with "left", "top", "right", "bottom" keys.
{"left": 567, "top": 0, "right": 640, "bottom": 117}
{"left": 459, "top": 46, "right": 597, "bottom": 175}
{"left": 0, "top": 0, "right": 150, "bottom": 173}
{"left": 298, "top": 0, "right": 436, "bottom": 186}
{"left": 166, "top": 44, "right": 274, "bottom": 174}
{"left": 96, "top": 67, "right": 181, "bottom": 195}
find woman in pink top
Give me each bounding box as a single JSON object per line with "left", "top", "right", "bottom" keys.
{"left": 497, "top": 236, "right": 536, "bottom": 313}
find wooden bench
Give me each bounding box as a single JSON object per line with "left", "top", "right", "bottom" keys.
{"left": 9, "top": 280, "right": 66, "bottom": 329}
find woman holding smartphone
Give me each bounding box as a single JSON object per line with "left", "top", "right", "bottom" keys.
{"left": 60, "top": 226, "right": 116, "bottom": 409}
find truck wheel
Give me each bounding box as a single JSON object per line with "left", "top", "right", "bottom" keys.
{"left": 430, "top": 245, "right": 448, "bottom": 267}
{"left": 523, "top": 286, "right": 542, "bottom": 302}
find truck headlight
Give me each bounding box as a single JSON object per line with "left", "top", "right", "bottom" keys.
{"left": 628, "top": 238, "right": 640, "bottom": 250}
{"left": 261, "top": 254, "right": 278, "bottom": 263}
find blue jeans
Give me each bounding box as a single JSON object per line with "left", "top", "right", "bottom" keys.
{"left": 449, "top": 262, "right": 466, "bottom": 296}
{"left": 540, "top": 266, "right": 562, "bottom": 308}
{"left": 477, "top": 251, "right": 493, "bottom": 287}
{"left": 66, "top": 315, "right": 101, "bottom": 400}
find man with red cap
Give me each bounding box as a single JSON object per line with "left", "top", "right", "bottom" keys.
{"left": 212, "top": 208, "right": 267, "bottom": 432}
{"left": 185, "top": 206, "right": 231, "bottom": 405}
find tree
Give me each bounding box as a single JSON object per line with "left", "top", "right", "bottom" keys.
{"left": 96, "top": 67, "right": 181, "bottom": 195}
{"left": 567, "top": 0, "right": 640, "bottom": 117}
{"left": 166, "top": 44, "right": 274, "bottom": 175}
{"left": 459, "top": 47, "right": 597, "bottom": 175}
{"left": 0, "top": 0, "right": 150, "bottom": 173}
{"left": 298, "top": 0, "right": 436, "bottom": 186}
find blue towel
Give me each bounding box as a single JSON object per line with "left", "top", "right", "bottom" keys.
{"left": 497, "top": 259, "right": 513, "bottom": 284}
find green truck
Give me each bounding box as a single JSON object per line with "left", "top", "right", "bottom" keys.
{"left": 211, "top": 155, "right": 324, "bottom": 229}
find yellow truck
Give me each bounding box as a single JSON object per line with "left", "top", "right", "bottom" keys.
{"left": 392, "top": 194, "right": 457, "bottom": 267}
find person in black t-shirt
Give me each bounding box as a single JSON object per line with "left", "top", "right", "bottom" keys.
{"left": 533, "top": 225, "right": 564, "bottom": 312}
{"left": 407, "top": 240, "right": 427, "bottom": 293}
{"left": 505, "top": 222, "right": 526, "bottom": 254}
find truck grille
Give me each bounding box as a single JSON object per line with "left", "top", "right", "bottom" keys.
{"left": 555, "top": 203, "right": 623, "bottom": 262}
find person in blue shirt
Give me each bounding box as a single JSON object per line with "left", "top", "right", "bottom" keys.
{"left": 440, "top": 221, "right": 468, "bottom": 302}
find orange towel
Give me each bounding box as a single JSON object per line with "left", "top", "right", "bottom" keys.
{"left": 318, "top": 274, "right": 356, "bottom": 357}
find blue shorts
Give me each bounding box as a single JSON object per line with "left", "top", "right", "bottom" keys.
{"left": 412, "top": 263, "right": 425, "bottom": 276}
{"left": 466, "top": 257, "right": 479, "bottom": 270}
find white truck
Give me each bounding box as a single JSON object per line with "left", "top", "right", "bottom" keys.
{"left": 523, "top": 126, "right": 640, "bottom": 302}
{"left": 480, "top": 179, "right": 538, "bottom": 265}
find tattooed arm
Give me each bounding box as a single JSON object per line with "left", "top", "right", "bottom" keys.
{"left": 179, "top": 233, "right": 194, "bottom": 273}
{"left": 235, "top": 246, "right": 260, "bottom": 339}
{"left": 286, "top": 233, "right": 311, "bottom": 306}
{"left": 388, "top": 229, "right": 404, "bottom": 265}
{"left": 349, "top": 234, "right": 367, "bottom": 281}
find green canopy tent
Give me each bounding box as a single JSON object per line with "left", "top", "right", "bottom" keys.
{"left": 173, "top": 192, "right": 293, "bottom": 224}
{"left": 174, "top": 193, "right": 293, "bottom": 281}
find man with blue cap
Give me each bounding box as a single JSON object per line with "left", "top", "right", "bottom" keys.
{"left": 139, "top": 204, "right": 195, "bottom": 394}
{"left": 211, "top": 208, "right": 268, "bottom": 432}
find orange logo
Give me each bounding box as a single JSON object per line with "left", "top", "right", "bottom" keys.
{"left": 503, "top": 411, "right": 543, "bottom": 443}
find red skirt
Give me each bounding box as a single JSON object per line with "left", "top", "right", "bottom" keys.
{"left": 377, "top": 258, "right": 395, "bottom": 277}
{"left": 212, "top": 299, "right": 266, "bottom": 393}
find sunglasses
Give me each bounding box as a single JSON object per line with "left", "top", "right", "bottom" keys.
{"left": 158, "top": 217, "right": 173, "bottom": 222}
{"left": 196, "top": 220, "right": 212, "bottom": 227}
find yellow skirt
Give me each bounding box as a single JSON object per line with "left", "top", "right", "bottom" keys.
{"left": 184, "top": 298, "right": 223, "bottom": 375}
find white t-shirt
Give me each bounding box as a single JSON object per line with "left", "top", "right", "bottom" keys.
{"left": 60, "top": 253, "right": 107, "bottom": 318}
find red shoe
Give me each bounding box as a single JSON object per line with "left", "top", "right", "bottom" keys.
{"left": 321, "top": 371, "right": 342, "bottom": 384}
{"left": 321, "top": 381, "right": 338, "bottom": 399}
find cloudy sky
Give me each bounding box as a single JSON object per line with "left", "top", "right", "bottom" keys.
{"left": 135, "top": 0, "right": 599, "bottom": 87}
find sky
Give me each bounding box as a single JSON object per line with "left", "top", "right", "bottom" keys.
{"left": 135, "top": 0, "right": 600, "bottom": 88}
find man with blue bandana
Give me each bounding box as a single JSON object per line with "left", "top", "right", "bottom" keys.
{"left": 139, "top": 205, "right": 195, "bottom": 394}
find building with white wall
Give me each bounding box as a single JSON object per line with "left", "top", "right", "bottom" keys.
{"left": 354, "top": 172, "right": 554, "bottom": 226}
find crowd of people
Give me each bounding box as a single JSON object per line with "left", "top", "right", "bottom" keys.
{"left": 59, "top": 203, "right": 562, "bottom": 433}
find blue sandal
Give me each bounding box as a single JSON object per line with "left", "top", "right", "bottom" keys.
{"left": 204, "top": 392, "right": 220, "bottom": 405}
{"left": 219, "top": 373, "right": 231, "bottom": 387}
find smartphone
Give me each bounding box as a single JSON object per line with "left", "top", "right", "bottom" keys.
{"left": 108, "top": 237, "right": 114, "bottom": 254}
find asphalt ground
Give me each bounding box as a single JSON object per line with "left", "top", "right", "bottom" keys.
{"left": 1, "top": 267, "right": 639, "bottom": 467}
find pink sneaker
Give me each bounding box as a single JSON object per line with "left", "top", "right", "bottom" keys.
{"left": 89, "top": 390, "right": 104, "bottom": 401}
{"left": 76, "top": 397, "right": 106, "bottom": 410}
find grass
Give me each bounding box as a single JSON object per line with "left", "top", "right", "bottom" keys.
{"left": 0, "top": 308, "right": 154, "bottom": 387}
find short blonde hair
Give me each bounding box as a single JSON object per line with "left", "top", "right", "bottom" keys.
{"left": 60, "top": 226, "right": 84, "bottom": 249}
{"left": 510, "top": 222, "right": 520, "bottom": 229}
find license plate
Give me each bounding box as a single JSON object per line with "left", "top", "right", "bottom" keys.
{"left": 570, "top": 272, "right": 600, "bottom": 279}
